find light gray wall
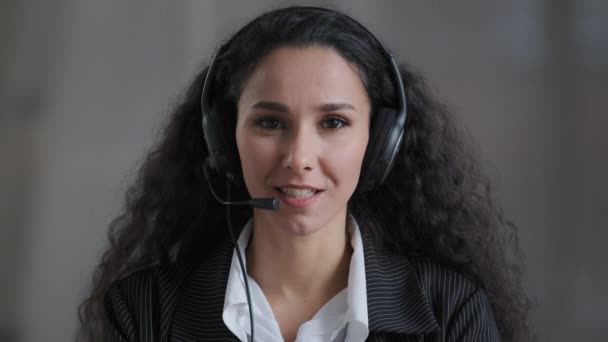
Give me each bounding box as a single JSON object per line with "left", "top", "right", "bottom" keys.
{"left": 3, "top": 1, "right": 195, "bottom": 341}
{"left": 1, "top": 1, "right": 606, "bottom": 341}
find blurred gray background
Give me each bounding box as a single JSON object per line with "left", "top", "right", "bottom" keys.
{"left": 1, "top": 0, "right": 606, "bottom": 341}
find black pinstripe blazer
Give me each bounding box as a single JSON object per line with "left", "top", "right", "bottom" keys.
{"left": 104, "top": 230, "right": 500, "bottom": 341}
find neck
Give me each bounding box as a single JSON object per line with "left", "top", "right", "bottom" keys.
{"left": 246, "top": 212, "right": 352, "bottom": 301}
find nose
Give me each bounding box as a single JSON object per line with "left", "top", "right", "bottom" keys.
{"left": 281, "top": 124, "right": 317, "bottom": 174}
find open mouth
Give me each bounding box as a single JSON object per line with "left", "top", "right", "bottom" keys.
{"left": 275, "top": 187, "right": 322, "bottom": 199}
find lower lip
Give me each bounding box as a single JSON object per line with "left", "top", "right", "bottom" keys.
{"left": 275, "top": 189, "right": 323, "bottom": 208}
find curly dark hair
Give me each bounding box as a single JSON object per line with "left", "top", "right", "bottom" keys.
{"left": 78, "top": 6, "right": 531, "bottom": 341}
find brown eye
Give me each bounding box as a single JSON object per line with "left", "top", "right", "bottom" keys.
{"left": 322, "top": 117, "right": 348, "bottom": 129}
{"left": 255, "top": 117, "right": 283, "bottom": 129}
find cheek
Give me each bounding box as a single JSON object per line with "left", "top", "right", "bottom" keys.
{"left": 327, "top": 132, "right": 369, "bottom": 188}
{"left": 236, "top": 133, "right": 276, "bottom": 184}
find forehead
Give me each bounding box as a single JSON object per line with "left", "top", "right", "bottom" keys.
{"left": 238, "top": 46, "right": 369, "bottom": 108}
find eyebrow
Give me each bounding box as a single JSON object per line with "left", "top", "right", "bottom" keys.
{"left": 319, "top": 102, "right": 356, "bottom": 112}
{"left": 250, "top": 101, "right": 356, "bottom": 113}
{"left": 251, "top": 101, "right": 289, "bottom": 112}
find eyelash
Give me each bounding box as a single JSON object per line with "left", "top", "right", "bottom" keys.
{"left": 254, "top": 116, "right": 350, "bottom": 130}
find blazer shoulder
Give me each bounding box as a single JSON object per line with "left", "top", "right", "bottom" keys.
{"left": 408, "top": 255, "right": 480, "bottom": 300}
{"left": 106, "top": 261, "right": 197, "bottom": 310}
{"left": 103, "top": 262, "right": 195, "bottom": 342}
{"left": 106, "top": 266, "right": 159, "bottom": 311}
{"left": 113, "top": 265, "right": 159, "bottom": 290}
{"left": 408, "top": 256, "right": 500, "bottom": 340}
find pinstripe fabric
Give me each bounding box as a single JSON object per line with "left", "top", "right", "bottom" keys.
{"left": 104, "top": 231, "right": 500, "bottom": 341}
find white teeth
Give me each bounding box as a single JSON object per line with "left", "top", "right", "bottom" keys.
{"left": 279, "top": 187, "right": 317, "bottom": 198}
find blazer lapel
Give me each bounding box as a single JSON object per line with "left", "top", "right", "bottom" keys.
{"left": 361, "top": 230, "right": 440, "bottom": 336}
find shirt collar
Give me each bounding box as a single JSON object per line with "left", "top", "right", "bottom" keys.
{"left": 222, "top": 220, "right": 253, "bottom": 342}
{"left": 345, "top": 214, "right": 369, "bottom": 339}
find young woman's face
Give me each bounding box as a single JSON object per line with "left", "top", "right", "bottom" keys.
{"left": 236, "top": 46, "right": 370, "bottom": 235}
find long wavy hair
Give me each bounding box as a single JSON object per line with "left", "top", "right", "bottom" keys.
{"left": 78, "top": 6, "right": 531, "bottom": 341}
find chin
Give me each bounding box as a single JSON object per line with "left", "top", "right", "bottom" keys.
{"left": 280, "top": 212, "right": 327, "bottom": 236}
{"left": 256, "top": 209, "right": 333, "bottom": 236}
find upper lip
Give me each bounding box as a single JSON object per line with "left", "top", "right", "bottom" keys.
{"left": 276, "top": 184, "right": 323, "bottom": 191}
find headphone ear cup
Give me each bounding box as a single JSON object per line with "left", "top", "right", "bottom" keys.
{"left": 211, "top": 99, "right": 245, "bottom": 187}
{"left": 359, "top": 107, "right": 399, "bottom": 192}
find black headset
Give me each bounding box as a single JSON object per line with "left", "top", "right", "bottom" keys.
{"left": 200, "top": 7, "right": 408, "bottom": 193}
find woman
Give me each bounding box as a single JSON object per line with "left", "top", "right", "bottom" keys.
{"left": 78, "top": 6, "right": 531, "bottom": 342}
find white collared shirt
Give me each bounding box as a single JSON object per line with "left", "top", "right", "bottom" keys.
{"left": 222, "top": 215, "right": 369, "bottom": 342}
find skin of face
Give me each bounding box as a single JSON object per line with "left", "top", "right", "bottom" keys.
{"left": 236, "top": 46, "right": 371, "bottom": 238}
